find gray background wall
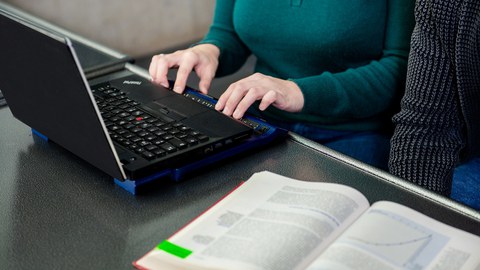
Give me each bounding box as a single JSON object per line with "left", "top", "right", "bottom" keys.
{"left": 3, "top": 0, "right": 215, "bottom": 57}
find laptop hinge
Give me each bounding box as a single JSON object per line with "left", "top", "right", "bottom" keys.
{"left": 84, "top": 62, "right": 129, "bottom": 80}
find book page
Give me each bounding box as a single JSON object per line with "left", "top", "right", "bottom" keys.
{"left": 305, "top": 201, "right": 480, "bottom": 270}
{"left": 135, "top": 171, "right": 370, "bottom": 270}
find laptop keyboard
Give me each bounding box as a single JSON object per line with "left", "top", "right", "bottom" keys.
{"left": 92, "top": 84, "right": 210, "bottom": 162}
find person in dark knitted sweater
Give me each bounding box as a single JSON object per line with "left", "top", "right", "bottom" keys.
{"left": 389, "top": 0, "right": 480, "bottom": 209}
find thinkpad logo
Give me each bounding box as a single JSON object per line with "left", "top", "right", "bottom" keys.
{"left": 123, "top": 80, "right": 142, "bottom": 85}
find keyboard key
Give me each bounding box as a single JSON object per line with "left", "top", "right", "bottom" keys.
{"left": 153, "top": 149, "right": 166, "bottom": 157}
{"left": 197, "top": 135, "right": 209, "bottom": 142}
{"left": 141, "top": 151, "right": 156, "bottom": 160}
{"left": 145, "top": 145, "right": 158, "bottom": 151}
{"left": 189, "top": 131, "right": 200, "bottom": 136}
{"left": 153, "top": 139, "right": 165, "bottom": 145}
{"left": 159, "top": 143, "right": 176, "bottom": 153}
{"left": 162, "top": 134, "right": 174, "bottom": 141}
{"left": 130, "top": 137, "right": 142, "bottom": 143}
{"left": 138, "top": 140, "right": 150, "bottom": 147}
{"left": 169, "top": 138, "right": 187, "bottom": 149}
{"left": 185, "top": 137, "right": 198, "bottom": 145}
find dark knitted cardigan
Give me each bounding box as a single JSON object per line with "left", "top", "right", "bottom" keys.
{"left": 389, "top": 0, "right": 480, "bottom": 195}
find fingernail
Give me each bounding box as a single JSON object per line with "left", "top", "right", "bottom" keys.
{"left": 223, "top": 108, "right": 231, "bottom": 116}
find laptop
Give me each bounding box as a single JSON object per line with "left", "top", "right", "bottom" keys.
{"left": 0, "top": 90, "right": 6, "bottom": 107}
{"left": 0, "top": 11, "right": 255, "bottom": 182}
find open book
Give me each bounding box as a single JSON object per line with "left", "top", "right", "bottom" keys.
{"left": 134, "top": 171, "right": 480, "bottom": 270}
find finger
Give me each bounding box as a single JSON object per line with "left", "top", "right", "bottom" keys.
{"left": 173, "top": 55, "right": 197, "bottom": 93}
{"left": 150, "top": 54, "right": 171, "bottom": 88}
{"left": 148, "top": 55, "right": 158, "bottom": 79}
{"left": 197, "top": 68, "right": 216, "bottom": 94}
{"left": 198, "top": 79, "right": 211, "bottom": 95}
{"left": 219, "top": 83, "right": 246, "bottom": 116}
{"left": 215, "top": 75, "right": 258, "bottom": 111}
{"left": 215, "top": 84, "right": 234, "bottom": 111}
{"left": 232, "top": 88, "right": 265, "bottom": 119}
{"left": 220, "top": 83, "right": 249, "bottom": 116}
{"left": 258, "top": 90, "right": 277, "bottom": 111}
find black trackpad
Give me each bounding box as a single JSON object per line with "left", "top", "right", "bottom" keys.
{"left": 183, "top": 111, "right": 251, "bottom": 138}
{"left": 154, "top": 95, "right": 208, "bottom": 117}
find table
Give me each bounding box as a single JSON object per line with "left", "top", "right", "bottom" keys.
{"left": 1, "top": 3, "right": 479, "bottom": 269}
{"left": 1, "top": 105, "right": 479, "bottom": 269}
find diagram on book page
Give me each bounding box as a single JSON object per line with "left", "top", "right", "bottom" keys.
{"left": 335, "top": 209, "right": 449, "bottom": 269}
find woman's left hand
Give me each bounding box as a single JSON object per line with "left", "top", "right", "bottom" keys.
{"left": 215, "top": 73, "right": 304, "bottom": 119}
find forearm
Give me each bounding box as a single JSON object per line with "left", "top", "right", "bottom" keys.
{"left": 293, "top": 52, "right": 408, "bottom": 119}
{"left": 389, "top": 6, "right": 465, "bottom": 195}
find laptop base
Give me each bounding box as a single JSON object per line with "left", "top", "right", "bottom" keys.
{"left": 115, "top": 116, "right": 287, "bottom": 194}
{"left": 32, "top": 129, "right": 49, "bottom": 142}
{"left": 33, "top": 111, "right": 288, "bottom": 195}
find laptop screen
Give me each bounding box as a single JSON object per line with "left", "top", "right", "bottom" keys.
{"left": 0, "top": 11, "right": 126, "bottom": 179}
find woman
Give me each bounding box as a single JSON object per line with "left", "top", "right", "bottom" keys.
{"left": 149, "top": 0, "right": 415, "bottom": 170}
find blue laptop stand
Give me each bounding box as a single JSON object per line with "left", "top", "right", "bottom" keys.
{"left": 32, "top": 89, "right": 288, "bottom": 195}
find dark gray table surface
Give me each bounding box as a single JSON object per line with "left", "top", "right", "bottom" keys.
{"left": 1, "top": 104, "right": 479, "bottom": 270}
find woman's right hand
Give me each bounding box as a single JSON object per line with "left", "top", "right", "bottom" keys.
{"left": 149, "top": 44, "right": 220, "bottom": 94}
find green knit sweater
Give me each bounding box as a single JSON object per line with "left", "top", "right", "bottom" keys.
{"left": 199, "top": 0, "right": 415, "bottom": 131}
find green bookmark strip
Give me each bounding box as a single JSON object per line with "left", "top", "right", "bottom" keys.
{"left": 157, "top": 240, "right": 193, "bottom": 259}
